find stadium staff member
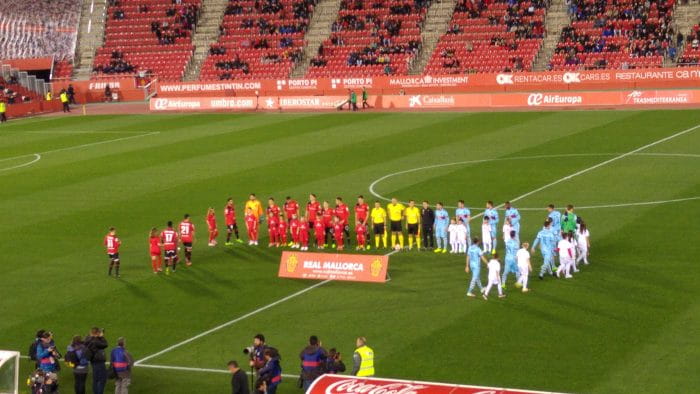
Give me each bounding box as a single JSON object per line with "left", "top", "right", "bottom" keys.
{"left": 351, "top": 337, "right": 374, "bottom": 377}
{"left": 370, "top": 202, "right": 387, "bottom": 249}
{"left": 387, "top": 198, "right": 405, "bottom": 249}
{"left": 245, "top": 194, "right": 264, "bottom": 222}
{"left": 421, "top": 201, "right": 435, "bottom": 249}
{"left": 0, "top": 99, "right": 6, "bottom": 123}
{"left": 60, "top": 89, "right": 70, "bottom": 113}
{"left": 110, "top": 337, "right": 133, "bottom": 394}
{"left": 299, "top": 335, "right": 327, "bottom": 390}
{"left": 228, "top": 360, "right": 250, "bottom": 394}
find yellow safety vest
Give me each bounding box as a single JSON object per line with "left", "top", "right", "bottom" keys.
{"left": 0, "top": 102, "right": 5, "bottom": 113}
{"left": 45, "top": 92, "right": 52, "bottom": 101}
{"left": 60, "top": 93, "right": 68, "bottom": 103}
{"left": 355, "top": 345, "right": 374, "bottom": 377}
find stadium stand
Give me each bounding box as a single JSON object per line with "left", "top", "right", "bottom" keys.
{"left": 677, "top": 21, "right": 699, "bottom": 65}
{"left": 423, "top": 0, "right": 547, "bottom": 74}
{"left": 53, "top": 60, "right": 74, "bottom": 80}
{"left": 0, "top": 76, "right": 40, "bottom": 104}
{"left": 197, "top": 0, "right": 315, "bottom": 80}
{"left": 304, "top": 0, "right": 430, "bottom": 77}
{"left": 0, "top": 0, "right": 80, "bottom": 61}
{"left": 548, "top": 0, "right": 675, "bottom": 70}
{"left": 92, "top": 0, "right": 201, "bottom": 81}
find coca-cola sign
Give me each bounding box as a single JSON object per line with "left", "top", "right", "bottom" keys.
{"left": 307, "top": 375, "right": 564, "bottom": 394}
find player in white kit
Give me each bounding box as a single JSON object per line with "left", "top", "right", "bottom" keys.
{"left": 447, "top": 219, "right": 458, "bottom": 253}
{"left": 481, "top": 219, "right": 492, "bottom": 254}
{"left": 515, "top": 242, "right": 532, "bottom": 292}
{"left": 556, "top": 233, "right": 576, "bottom": 278}
{"left": 575, "top": 221, "right": 590, "bottom": 265}
{"left": 456, "top": 219, "right": 468, "bottom": 253}
{"left": 482, "top": 252, "right": 504, "bottom": 299}
{"left": 502, "top": 217, "right": 513, "bottom": 243}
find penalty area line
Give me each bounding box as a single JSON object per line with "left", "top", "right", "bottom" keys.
{"left": 134, "top": 250, "right": 398, "bottom": 366}
{"left": 0, "top": 153, "right": 41, "bottom": 172}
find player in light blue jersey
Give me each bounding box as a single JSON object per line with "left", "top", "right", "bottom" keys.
{"left": 455, "top": 200, "right": 471, "bottom": 245}
{"left": 504, "top": 201, "right": 521, "bottom": 241}
{"left": 484, "top": 200, "right": 499, "bottom": 251}
{"left": 547, "top": 204, "right": 562, "bottom": 241}
{"left": 532, "top": 220, "right": 556, "bottom": 279}
{"left": 466, "top": 237, "right": 488, "bottom": 297}
{"left": 434, "top": 202, "right": 450, "bottom": 253}
{"left": 501, "top": 231, "right": 520, "bottom": 287}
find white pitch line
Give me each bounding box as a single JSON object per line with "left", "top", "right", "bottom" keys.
{"left": 135, "top": 249, "right": 399, "bottom": 366}
{"left": 0, "top": 153, "right": 41, "bottom": 172}
{"left": 0, "top": 132, "right": 160, "bottom": 164}
{"left": 506, "top": 124, "right": 700, "bottom": 205}
{"left": 136, "top": 363, "right": 300, "bottom": 378}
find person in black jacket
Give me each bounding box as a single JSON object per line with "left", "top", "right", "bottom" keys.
{"left": 228, "top": 360, "right": 250, "bottom": 394}
{"left": 84, "top": 327, "right": 108, "bottom": 394}
{"left": 421, "top": 201, "right": 435, "bottom": 250}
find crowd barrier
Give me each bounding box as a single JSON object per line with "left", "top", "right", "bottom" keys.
{"left": 5, "top": 99, "right": 62, "bottom": 118}
{"left": 149, "top": 89, "right": 700, "bottom": 111}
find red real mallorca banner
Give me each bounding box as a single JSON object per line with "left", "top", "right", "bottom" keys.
{"left": 306, "top": 375, "right": 566, "bottom": 394}
{"left": 278, "top": 252, "right": 389, "bottom": 283}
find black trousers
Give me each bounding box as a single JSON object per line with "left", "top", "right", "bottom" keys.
{"left": 0, "top": 112, "right": 6, "bottom": 122}
{"left": 421, "top": 225, "right": 434, "bottom": 248}
{"left": 91, "top": 362, "right": 107, "bottom": 394}
{"left": 74, "top": 372, "right": 87, "bottom": 394}
{"left": 62, "top": 102, "right": 70, "bottom": 112}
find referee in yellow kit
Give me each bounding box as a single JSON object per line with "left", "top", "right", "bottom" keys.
{"left": 404, "top": 200, "right": 421, "bottom": 250}
{"left": 370, "top": 202, "right": 387, "bottom": 249}
{"left": 387, "top": 198, "right": 405, "bottom": 249}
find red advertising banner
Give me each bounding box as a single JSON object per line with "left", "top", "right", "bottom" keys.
{"left": 154, "top": 67, "right": 700, "bottom": 97}
{"left": 150, "top": 89, "right": 700, "bottom": 112}
{"left": 307, "top": 375, "right": 565, "bottom": 394}
{"left": 278, "top": 252, "right": 389, "bottom": 283}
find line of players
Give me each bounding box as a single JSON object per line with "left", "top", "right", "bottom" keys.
{"left": 102, "top": 194, "right": 591, "bottom": 282}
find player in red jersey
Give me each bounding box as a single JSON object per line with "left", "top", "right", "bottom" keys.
{"left": 355, "top": 195, "right": 369, "bottom": 227}
{"left": 149, "top": 227, "right": 162, "bottom": 274}
{"left": 277, "top": 219, "right": 288, "bottom": 246}
{"left": 355, "top": 221, "right": 368, "bottom": 250}
{"left": 332, "top": 217, "right": 345, "bottom": 250}
{"left": 179, "top": 214, "right": 195, "bottom": 266}
{"left": 206, "top": 208, "right": 218, "bottom": 247}
{"left": 161, "top": 221, "right": 179, "bottom": 274}
{"left": 313, "top": 215, "right": 325, "bottom": 249}
{"left": 224, "top": 198, "right": 242, "bottom": 245}
{"left": 335, "top": 197, "right": 351, "bottom": 245}
{"left": 104, "top": 227, "right": 121, "bottom": 277}
{"left": 322, "top": 201, "right": 334, "bottom": 246}
{"left": 245, "top": 208, "right": 259, "bottom": 245}
{"left": 284, "top": 196, "right": 299, "bottom": 223}
{"left": 306, "top": 194, "right": 321, "bottom": 228}
{"left": 298, "top": 216, "right": 310, "bottom": 251}
{"left": 289, "top": 214, "right": 300, "bottom": 248}
{"left": 267, "top": 198, "right": 281, "bottom": 247}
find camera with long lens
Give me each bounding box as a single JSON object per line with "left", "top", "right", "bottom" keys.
{"left": 242, "top": 346, "right": 255, "bottom": 357}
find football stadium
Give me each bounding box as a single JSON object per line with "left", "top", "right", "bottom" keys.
{"left": 1, "top": 1, "right": 700, "bottom": 394}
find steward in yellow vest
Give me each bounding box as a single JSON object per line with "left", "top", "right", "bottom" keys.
{"left": 351, "top": 337, "right": 374, "bottom": 377}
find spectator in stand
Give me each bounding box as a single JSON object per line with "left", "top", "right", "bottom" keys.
{"left": 84, "top": 327, "right": 108, "bottom": 394}
{"left": 110, "top": 338, "right": 133, "bottom": 394}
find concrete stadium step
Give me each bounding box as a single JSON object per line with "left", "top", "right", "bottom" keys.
{"left": 532, "top": 0, "right": 569, "bottom": 71}
{"left": 183, "top": 0, "right": 230, "bottom": 81}
{"left": 409, "top": 0, "right": 459, "bottom": 75}
{"left": 73, "top": 0, "right": 108, "bottom": 80}
{"left": 290, "top": 0, "right": 343, "bottom": 78}
{"left": 672, "top": 0, "right": 700, "bottom": 65}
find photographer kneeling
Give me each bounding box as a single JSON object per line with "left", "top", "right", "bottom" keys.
{"left": 255, "top": 348, "right": 282, "bottom": 394}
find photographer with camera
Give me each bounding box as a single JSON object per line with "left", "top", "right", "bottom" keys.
{"left": 84, "top": 327, "right": 108, "bottom": 394}
{"left": 36, "top": 332, "right": 61, "bottom": 373}
{"left": 299, "top": 335, "right": 327, "bottom": 390}
{"left": 29, "top": 369, "right": 59, "bottom": 394}
{"left": 244, "top": 334, "right": 267, "bottom": 373}
{"left": 28, "top": 329, "right": 48, "bottom": 369}
{"left": 255, "top": 348, "right": 282, "bottom": 394}
{"left": 323, "top": 348, "right": 346, "bottom": 375}
{"left": 65, "top": 335, "right": 90, "bottom": 394}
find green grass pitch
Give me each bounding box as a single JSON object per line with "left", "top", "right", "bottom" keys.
{"left": 2, "top": 110, "right": 700, "bottom": 394}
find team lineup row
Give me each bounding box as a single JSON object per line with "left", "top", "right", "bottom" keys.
{"left": 101, "top": 194, "right": 591, "bottom": 282}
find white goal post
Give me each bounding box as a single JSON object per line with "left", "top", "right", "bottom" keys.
{"left": 0, "top": 351, "right": 19, "bottom": 394}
